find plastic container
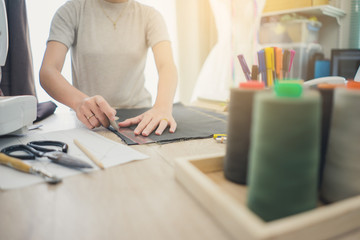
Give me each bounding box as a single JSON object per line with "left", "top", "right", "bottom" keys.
{"left": 260, "top": 19, "right": 322, "bottom": 44}
{"left": 260, "top": 43, "right": 323, "bottom": 81}
{"left": 349, "top": 0, "right": 360, "bottom": 48}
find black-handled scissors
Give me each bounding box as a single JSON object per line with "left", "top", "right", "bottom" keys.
{"left": 1, "top": 140, "right": 92, "bottom": 169}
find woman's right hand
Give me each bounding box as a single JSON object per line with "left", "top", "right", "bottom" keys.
{"left": 40, "top": 42, "right": 116, "bottom": 128}
{"left": 75, "top": 95, "right": 116, "bottom": 129}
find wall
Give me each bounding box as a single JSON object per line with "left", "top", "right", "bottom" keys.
{"left": 339, "top": 0, "right": 351, "bottom": 49}
{"left": 26, "top": 0, "right": 70, "bottom": 103}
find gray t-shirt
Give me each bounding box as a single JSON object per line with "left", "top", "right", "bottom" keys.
{"left": 48, "top": 0, "right": 170, "bottom": 108}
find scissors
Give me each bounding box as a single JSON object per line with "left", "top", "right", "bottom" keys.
{"left": 1, "top": 140, "right": 92, "bottom": 169}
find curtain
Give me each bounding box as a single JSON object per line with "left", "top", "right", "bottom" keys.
{"left": 0, "top": 0, "right": 36, "bottom": 97}
{"left": 177, "top": 0, "right": 265, "bottom": 103}
{"left": 176, "top": 0, "right": 217, "bottom": 104}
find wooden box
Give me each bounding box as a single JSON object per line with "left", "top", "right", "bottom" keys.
{"left": 263, "top": 0, "right": 312, "bottom": 13}
{"left": 263, "top": 0, "right": 329, "bottom": 13}
{"left": 313, "top": 0, "right": 330, "bottom": 6}
{"left": 174, "top": 154, "right": 360, "bottom": 240}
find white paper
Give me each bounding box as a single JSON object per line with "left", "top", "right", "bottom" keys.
{"left": 0, "top": 128, "right": 148, "bottom": 190}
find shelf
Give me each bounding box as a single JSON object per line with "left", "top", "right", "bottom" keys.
{"left": 262, "top": 5, "right": 346, "bottom": 24}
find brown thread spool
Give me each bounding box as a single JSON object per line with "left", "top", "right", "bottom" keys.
{"left": 316, "top": 83, "right": 345, "bottom": 187}
{"left": 224, "top": 81, "right": 265, "bottom": 184}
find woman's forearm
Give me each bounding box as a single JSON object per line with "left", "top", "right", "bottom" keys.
{"left": 40, "top": 65, "right": 88, "bottom": 111}
{"left": 152, "top": 41, "right": 178, "bottom": 111}
{"left": 153, "top": 62, "right": 178, "bottom": 110}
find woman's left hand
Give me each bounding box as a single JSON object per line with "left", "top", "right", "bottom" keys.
{"left": 118, "top": 107, "right": 176, "bottom": 136}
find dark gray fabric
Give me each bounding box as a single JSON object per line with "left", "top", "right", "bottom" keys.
{"left": 112, "top": 103, "right": 227, "bottom": 145}
{"left": 35, "top": 101, "right": 57, "bottom": 123}
{"left": 0, "top": 0, "right": 36, "bottom": 97}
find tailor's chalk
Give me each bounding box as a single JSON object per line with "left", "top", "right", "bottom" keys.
{"left": 110, "top": 116, "right": 119, "bottom": 131}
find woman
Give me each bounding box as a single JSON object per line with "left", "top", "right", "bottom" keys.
{"left": 40, "top": 0, "right": 177, "bottom": 136}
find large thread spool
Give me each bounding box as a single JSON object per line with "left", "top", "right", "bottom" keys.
{"left": 247, "top": 83, "right": 321, "bottom": 222}
{"left": 321, "top": 82, "right": 360, "bottom": 203}
{"left": 316, "top": 83, "right": 345, "bottom": 187}
{"left": 224, "top": 81, "right": 265, "bottom": 184}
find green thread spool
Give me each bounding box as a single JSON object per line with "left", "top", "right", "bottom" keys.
{"left": 321, "top": 87, "right": 360, "bottom": 203}
{"left": 247, "top": 84, "right": 321, "bottom": 222}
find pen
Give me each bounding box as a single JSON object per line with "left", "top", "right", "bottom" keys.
{"left": 289, "top": 49, "right": 296, "bottom": 74}
{"left": 74, "top": 139, "right": 105, "bottom": 170}
{"left": 283, "top": 50, "right": 291, "bottom": 79}
{"left": 251, "top": 65, "right": 259, "bottom": 81}
{"left": 237, "top": 54, "right": 251, "bottom": 81}
{"left": 272, "top": 47, "right": 277, "bottom": 81}
{"left": 265, "top": 47, "right": 275, "bottom": 86}
{"left": 275, "top": 47, "right": 283, "bottom": 80}
{"left": 257, "top": 50, "right": 267, "bottom": 86}
{"left": 272, "top": 47, "right": 277, "bottom": 80}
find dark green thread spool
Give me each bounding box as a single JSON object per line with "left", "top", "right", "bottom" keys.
{"left": 247, "top": 84, "right": 321, "bottom": 222}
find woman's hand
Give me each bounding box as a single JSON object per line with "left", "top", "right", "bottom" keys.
{"left": 118, "top": 107, "right": 176, "bottom": 136}
{"left": 117, "top": 41, "right": 178, "bottom": 137}
{"left": 75, "top": 95, "right": 116, "bottom": 129}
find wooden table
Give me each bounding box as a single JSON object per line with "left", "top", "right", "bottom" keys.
{"left": 0, "top": 106, "right": 231, "bottom": 240}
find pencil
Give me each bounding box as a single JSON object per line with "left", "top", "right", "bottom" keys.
{"left": 73, "top": 139, "right": 105, "bottom": 170}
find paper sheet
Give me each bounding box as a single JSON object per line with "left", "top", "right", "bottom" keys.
{"left": 0, "top": 128, "right": 148, "bottom": 190}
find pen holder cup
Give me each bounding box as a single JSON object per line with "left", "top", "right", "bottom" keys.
{"left": 247, "top": 89, "right": 321, "bottom": 222}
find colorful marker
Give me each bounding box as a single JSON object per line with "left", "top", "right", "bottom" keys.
{"left": 237, "top": 54, "right": 251, "bottom": 81}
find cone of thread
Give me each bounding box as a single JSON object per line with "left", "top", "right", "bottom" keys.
{"left": 316, "top": 85, "right": 339, "bottom": 186}
{"left": 321, "top": 88, "right": 360, "bottom": 203}
{"left": 247, "top": 90, "right": 321, "bottom": 222}
{"left": 224, "top": 87, "right": 262, "bottom": 184}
